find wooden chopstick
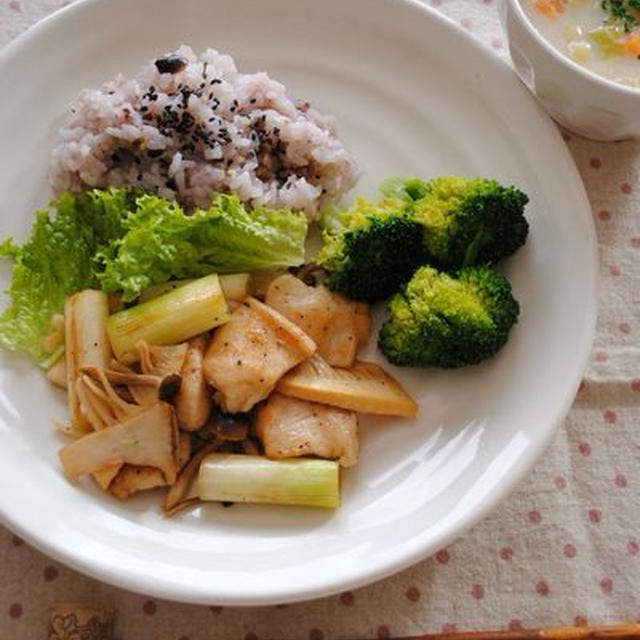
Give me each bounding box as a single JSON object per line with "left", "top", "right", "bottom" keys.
{"left": 388, "top": 623, "right": 640, "bottom": 640}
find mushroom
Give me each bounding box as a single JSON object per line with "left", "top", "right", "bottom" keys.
{"left": 58, "top": 402, "right": 179, "bottom": 484}
{"left": 64, "top": 290, "right": 112, "bottom": 433}
{"left": 174, "top": 336, "right": 212, "bottom": 431}
{"left": 209, "top": 409, "right": 250, "bottom": 442}
{"left": 108, "top": 431, "right": 192, "bottom": 500}
{"left": 136, "top": 340, "right": 188, "bottom": 378}
{"left": 77, "top": 366, "right": 144, "bottom": 430}
{"left": 177, "top": 431, "right": 192, "bottom": 469}
{"left": 109, "top": 465, "right": 166, "bottom": 501}
{"left": 98, "top": 366, "right": 164, "bottom": 407}
{"left": 164, "top": 440, "right": 221, "bottom": 514}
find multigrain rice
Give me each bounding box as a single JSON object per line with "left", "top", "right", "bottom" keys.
{"left": 51, "top": 45, "right": 358, "bottom": 219}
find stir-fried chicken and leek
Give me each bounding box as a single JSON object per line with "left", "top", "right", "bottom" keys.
{"left": 53, "top": 271, "right": 416, "bottom": 511}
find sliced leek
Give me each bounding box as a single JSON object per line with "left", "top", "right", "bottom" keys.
{"left": 107, "top": 274, "right": 230, "bottom": 361}
{"left": 138, "top": 273, "right": 250, "bottom": 304}
{"left": 219, "top": 273, "right": 251, "bottom": 303}
{"left": 198, "top": 453, "right": 339, "bottom": 508}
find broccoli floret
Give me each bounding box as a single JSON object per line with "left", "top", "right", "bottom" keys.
{"left": 317, "top": 198, "right": 426, "bottom": 302}
{"left": 379, "top": 265, "right": 519, "bottom": 368}
{"left": 379, "top": 176, "right": 431, "bottom": 202}
{"left": 398, "top": 176, "right": 529, "bottom": 270}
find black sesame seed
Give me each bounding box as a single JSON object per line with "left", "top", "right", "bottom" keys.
{"left": 154, "top": 55, "right": 188, "bottom": 74}
{"left": 250, "top": 98, "right": 257, "bottom": 104}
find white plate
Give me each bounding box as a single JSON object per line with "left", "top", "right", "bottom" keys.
{"left": 0, "top": 0, "right": 596, "bottom": 605}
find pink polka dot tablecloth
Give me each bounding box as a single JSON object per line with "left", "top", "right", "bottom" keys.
{"left": 1, "top": 1, "right": 639, "bottom": 639}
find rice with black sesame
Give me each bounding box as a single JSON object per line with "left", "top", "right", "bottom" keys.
{"left": 50, "top": 45, "right": 358, "bottom": 219}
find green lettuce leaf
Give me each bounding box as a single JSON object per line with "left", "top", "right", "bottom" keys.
{"left": 97, "top": 193, "right": 308, "bottom": 301}
{"left": 1, "top": 188, "right": 308, "bottom": 364}
{"left": 0, "top": 189, "right": 131, "bottom": 366}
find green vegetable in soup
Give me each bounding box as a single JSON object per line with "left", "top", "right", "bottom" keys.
{"left": 601, "top": 0, "right": 640, "bottom": 32}
{"left": 587, "top": 26, "right": 627, "bottom": 55}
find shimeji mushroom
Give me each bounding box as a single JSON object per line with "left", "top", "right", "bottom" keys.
{"left": 58, "top": 402, "right": 179, "bottom": 485}
{"left": 76, "top": 366, "right": 145, "bottom": 430}
{"left": 164, "top": 440, "right": 221, "bottom": 514}
{"left": 94, "top": 365, "right": 165, "bottom": 408}
{"left": 174, "top": 336, "right": 212, "bottom": 432}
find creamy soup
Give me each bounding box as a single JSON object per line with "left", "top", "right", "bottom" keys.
{"left": 523, "top": 0, "right": 640, "bottom": 88}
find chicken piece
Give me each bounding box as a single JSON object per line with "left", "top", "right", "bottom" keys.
{"left": 320, "top": 291, "right": 366, "bottom": 367}
{"left": 265, "top": 274, "right": 371, "bottom": 367}
{"left": 265, "top": 274, "right": 333, "bottom": 343}
{"left": 203, "top": 297, "right": 316, "bottom": 413}
{"left": 354, "top": 301, "right": 372, "bottom": 344}
{"left": 255, "top": 392, "right": 358, "bottom": 467}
